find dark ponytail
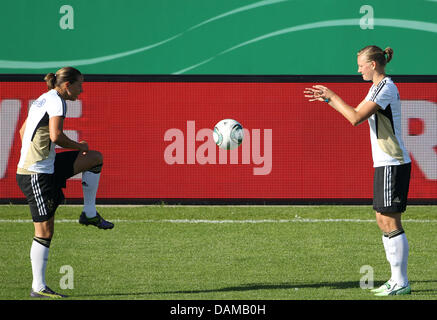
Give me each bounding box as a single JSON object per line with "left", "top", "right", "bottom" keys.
{"left": 44, "top": 73, "right": 57, "bottom": 90}
{"left": 44, "top": 67, "right": 82, "bottom": 90}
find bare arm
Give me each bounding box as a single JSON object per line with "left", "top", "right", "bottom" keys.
{"left": 49, "top": 116, "right": 89, "bottom": 153}
{"left": 304, "top": 85, "right": 380, "bottom": 126}
{"left": 327, "top": 95, "right": 379, "bottom": 126}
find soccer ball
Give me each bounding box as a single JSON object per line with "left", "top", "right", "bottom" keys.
{"left": 213, "top": 119, "right": 244, "bottom": 150}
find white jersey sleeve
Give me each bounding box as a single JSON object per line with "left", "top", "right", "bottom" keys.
{"left": 367, "top": 82, "right": 393, "bottom": 110}
{"left": 46, "top": 93, "right": 67, "bottom": 118}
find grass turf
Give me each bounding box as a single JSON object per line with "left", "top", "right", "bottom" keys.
{"left": 0, "top": 204, "right": 436, "bottom": 300}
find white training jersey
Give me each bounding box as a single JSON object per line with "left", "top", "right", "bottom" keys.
{"left": 365, "top": 77, "right": 411, "bottom": 167}
{"left": 17, "top": 89, "right": 67, "bottom": 174}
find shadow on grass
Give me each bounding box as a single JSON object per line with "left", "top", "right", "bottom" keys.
{"left": 73, "top": 280, "right": 383, "bottom": 298}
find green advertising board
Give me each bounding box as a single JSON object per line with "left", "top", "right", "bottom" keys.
{"left": 0, "top": 0, "right": 436, "bottom": 74}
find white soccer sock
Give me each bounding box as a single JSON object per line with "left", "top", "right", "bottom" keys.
{"left": 82, "top": 171, "right": 101, "bottom": 218}
{"left": 388, "top": 232, "right": 409, "bottom": 287}
{"left": 382, "top": 234, "right": 391, "bottom": 264}
{"left": 30, "top": 238, "right": 50, "bottom": 292}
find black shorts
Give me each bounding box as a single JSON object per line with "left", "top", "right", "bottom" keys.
{"left": 16, "top": 151, "right": 79, "bottom": 222}
{"left": 373, "top": 163, "right": 411, "bottom": 214}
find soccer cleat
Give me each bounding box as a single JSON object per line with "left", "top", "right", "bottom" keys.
{"left": 374, "top": 282, "right": 411, "bottom": 296}
{"left": 79, "top": 211, "right": 114, "bottom": 229}
{"left": 370, "top": 279, "right": 395, "bottom": 293}
{"left": 30, "top": 286, "right": 67, "bottom": 298}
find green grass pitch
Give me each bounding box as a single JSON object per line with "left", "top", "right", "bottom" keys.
{"left": 0, "top": 204, "right": 436, "bottom": 300}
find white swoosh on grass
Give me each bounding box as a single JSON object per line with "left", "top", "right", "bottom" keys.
{"left": 0, "top": 0, "right": 286, "bottom": 69}
{"left": 173, "top": 18, "right": 437, "bottom": 74}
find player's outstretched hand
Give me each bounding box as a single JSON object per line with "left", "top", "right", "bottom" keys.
{"left": 304, "top": 85, "right": 335, "bottom": 102}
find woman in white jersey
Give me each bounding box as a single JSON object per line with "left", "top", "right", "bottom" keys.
{"left": 304, "top": 46, "right": 411, "bottom": 296}
{"left": 16, "top": 67, "right": 114, "bottom": 298}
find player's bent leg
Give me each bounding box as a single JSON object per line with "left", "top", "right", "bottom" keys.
{"left": 73, "top": 151, "right": 114, "bottom": 229}
{"left": 79, "top": 211, "right": 114, "bottom": 229}
{"left": 73, "top": 150, "right": 103, "bottom": 175}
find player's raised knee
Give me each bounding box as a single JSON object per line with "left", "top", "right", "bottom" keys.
{"left": 86, "top": 150, "right": 103, "bottom": 172}
{"left": 91, "top": 150, "right": 103, "bottom": 165}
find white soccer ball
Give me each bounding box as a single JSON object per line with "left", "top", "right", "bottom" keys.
{"left": 213, "top": 119, "right": 244, "bottom": 150}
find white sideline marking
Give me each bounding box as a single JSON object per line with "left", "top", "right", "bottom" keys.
{"left": 0, "top": 218, "right": 436, "bottom": 224}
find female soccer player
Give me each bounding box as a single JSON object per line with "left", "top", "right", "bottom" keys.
{"left": 304, "top": 46, "right": 411, "bottom": 296}
{"left": 16, "top": 67, "right": 114, "bottom": 298}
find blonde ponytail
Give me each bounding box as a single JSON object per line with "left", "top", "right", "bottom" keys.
{"left": 383, "top": 47, "right": 394, "bottom": 64}
{"left": 358, "top": 45, "right": 394, "bottom": 67}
